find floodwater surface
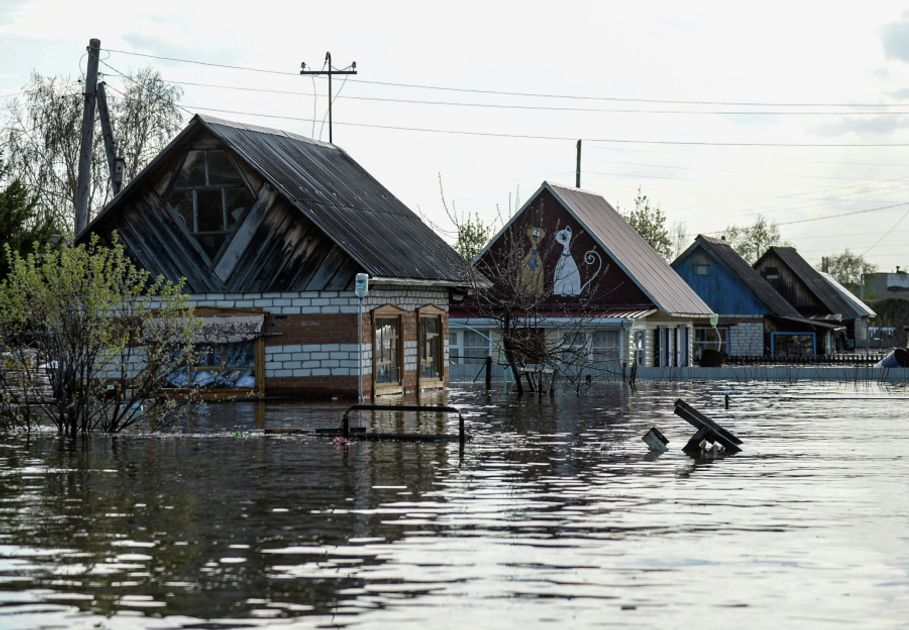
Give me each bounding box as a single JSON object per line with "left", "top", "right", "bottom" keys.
{"left": 1, "top": 381, "right": 908, "bottom": 628}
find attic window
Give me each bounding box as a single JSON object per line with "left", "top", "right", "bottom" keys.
{"left": 694, "top": 262, "right": 710, "bottom": 276}
{"left": 764, "top": 266, "right": 780, "bottom": 280}
{"left": 165, "top": 149, "right": 255, "bottom": 260}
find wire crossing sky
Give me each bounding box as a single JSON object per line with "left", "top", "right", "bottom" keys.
{"left": 3, "top": 0, "right": 909, "bottom": 268}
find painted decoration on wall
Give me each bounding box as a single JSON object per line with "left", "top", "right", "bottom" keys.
{"left": 519, "top": 226, "right": 546, "bottom": 298}
{"left": 553, "top": 225, "right": 603, "bottom": 297}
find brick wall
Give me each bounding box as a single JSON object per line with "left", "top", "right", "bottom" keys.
{"left": 728, "top": 321, "right": 764, "bottom": 356}
{"left": 187, "top": 286, "right": 450, "bottom": 399}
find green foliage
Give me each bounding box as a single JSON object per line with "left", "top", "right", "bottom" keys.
{"left": 0, "top": 161, "right": 61, "bottom": 277}
{"left": 622, "top": 188, "right": 672, "bottom": 260}
{"left": 2, "top": 69, "right": 183, "bottom": 232}
{"left": 822, "top": 250, "right": 877, "bottom": 288}
{"left": 454, "top": 212, "right": 491, "bottom": 261}
{"left": 0, "top": 235, "right": 198, "bottom": 436}
{"left": 722, "top": 215, "right": 788, "bottom": 264}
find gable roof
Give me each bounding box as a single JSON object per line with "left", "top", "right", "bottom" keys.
{"left": 86, "top": 114, "right": 473, "bottom": 285}
{"left": 755, "top": 246, "right": 859, "bottom": 318}
{"left": 675, "top": 235, "right": 802, "bottom": 318}
{"left": 819, "top": 272, "right": 876, "bottom": 318}
{"left": 479, "top": 181, "right": 712, "bottom": 317}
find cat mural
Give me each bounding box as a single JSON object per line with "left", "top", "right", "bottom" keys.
{"left": 552, "top": 225, "right": 604, "bottom": 297}
{"left": 519, "top": 226, "right": 546, "bottom": 298}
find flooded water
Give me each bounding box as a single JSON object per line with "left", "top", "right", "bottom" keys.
{"left": 1, "top": 381, "right": 908, "bottom": 628}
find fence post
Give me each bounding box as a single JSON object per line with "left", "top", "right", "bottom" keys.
{"left": 485, "top": 356, "right": 492, "bottom": 390}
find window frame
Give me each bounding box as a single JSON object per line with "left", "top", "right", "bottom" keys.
{"left": 165, "top": 148, "right": 256, "bottom": 263}
{"left": 417, "top": 306, "right": 445, "bottom": 388}
{"left": 372, "top": 306, "right": 405, "bottom": 396}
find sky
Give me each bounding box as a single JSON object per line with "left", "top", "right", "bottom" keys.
{"left": 3, "top": 0, "right": 909, "bottom": 270}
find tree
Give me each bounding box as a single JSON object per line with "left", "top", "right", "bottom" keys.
{"left": 722, "top": 215, "right": 788, "bottom": 264}
{"left": 0, "top": 160, "right": 61, "bottom": 277}
{"left": 2, "top": 68, "right": 183, "bottom": 234}
{"left": 621, "top": 188, "right": 672, "bottom": 259}
{"left": 0, "top": 236, "right": 199, "bottom": 436}
{"left": 437, "top": 174, "right": 493, "bottom": 261}
{"left": 821, "top": 250, "right": 877, "bottom": 288}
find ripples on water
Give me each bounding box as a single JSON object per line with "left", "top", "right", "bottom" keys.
{"left": 1, "top": 381, "right": 908, "bottom": 628}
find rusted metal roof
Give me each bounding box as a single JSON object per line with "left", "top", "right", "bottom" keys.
{"left": 679, "top": 235, "right": 803, "bottom": 318}
{"left": 197, "top": 116, "right": 473, "bottom": 283}
{"left": 543, "top": 183, "right": 713, "bottom": 318}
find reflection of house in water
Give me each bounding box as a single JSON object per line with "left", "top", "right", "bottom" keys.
{"left": 81, "top": 115, "right": 473, "bottom": 399}
{"left": 450, "top": 182, "right": 713, "bottom": 375}
{"left": 754, "top": 247, "right": 875, "bottom": 353}
{"left": 673, "top": 235, "right": 841, "bottom": 360}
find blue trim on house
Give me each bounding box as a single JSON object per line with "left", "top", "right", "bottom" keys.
{"left": 770, "top": 331, "right": 816, "bottom": 357}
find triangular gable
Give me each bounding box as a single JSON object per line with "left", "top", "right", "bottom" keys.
{"left": 85, "top": 114, "right": 473, "bottom": 287}
{"left": 479, "top": 182, "right": 712, "bottom": 317}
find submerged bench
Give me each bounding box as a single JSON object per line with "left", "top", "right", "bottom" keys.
{"left": 673, "top": 399, "right": 742, "bottom": 455}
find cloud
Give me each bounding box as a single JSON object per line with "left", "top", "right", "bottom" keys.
{"left": 880, "top": 12, "right": 909, "bottom": 62}
{"left": 813, "top": 116, "right": 909, "bottom": 137}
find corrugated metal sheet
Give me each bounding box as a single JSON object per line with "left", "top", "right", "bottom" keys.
{"left": 545, "top": 183, "right": 713, "bottom": 317}
{"left": 199, "top": 116, "right": 473, "bottom": 283}
{"left": 757, "top": 247, "right": 858, "bottom": 319}
{"left": 820, "top": 272, "right": 877, "bottom": 318}
{"left": 690, "top": 235, "right": 802, "bottom": 318}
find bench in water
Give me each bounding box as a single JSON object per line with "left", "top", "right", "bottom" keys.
{"left": 673, "top": 399, "right": 742, "bottom": 455}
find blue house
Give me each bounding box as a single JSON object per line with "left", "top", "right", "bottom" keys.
{"left": 673, "top": 235, "right": 840, "bottom": 359}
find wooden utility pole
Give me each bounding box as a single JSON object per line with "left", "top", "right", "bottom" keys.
{"left": 576, "top": 139, "right": 582, "bottom": 188}
{"left": 96, "top": 82, "right": 124, "bottom": 195}
{"left": 75, "top": 38, "right": 101, "bottom": 236}
{"left": 299, "top": 52, "right": 357, "bottom": 144}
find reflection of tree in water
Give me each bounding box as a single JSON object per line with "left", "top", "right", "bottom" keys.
{"left": 0, "top": 432, "right": 457, "bottom": 621}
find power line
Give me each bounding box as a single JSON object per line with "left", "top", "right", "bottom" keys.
{"left": 177, "top": 103, "right": 909, "bottom": 147}
{"left": 777, "top": 201, "right": 909, "bottom": 226}
{"left": 861, "top": 206, "right": 909, "bottom": 255}
{"left": 104, "top": 47, "right": 909, "bottom": 109}
{"left": 97, "top": 72, "right": 909, "bottom": 117}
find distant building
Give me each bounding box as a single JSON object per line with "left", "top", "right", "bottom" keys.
{"left": 450, "top": 182, "right": 713, "bottom": 375}
{"left": 861, "top": 270, "right": 909, "bottom": 302}
{"left": 672, "top": 235, "right": 839, "bottom": 359}
{"left": 755, "top": 247, "right": 875, "bottom": 351}
{"left": 82, "top": 115, "right": 473, "bottom": 399}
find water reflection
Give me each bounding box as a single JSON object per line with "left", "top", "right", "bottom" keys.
{"left": 1, "top": 381, "right": 908, "bottom": 628}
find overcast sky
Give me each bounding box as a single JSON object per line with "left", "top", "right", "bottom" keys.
{"left": 3, "top": 0, "right": 909, "bottom": 270}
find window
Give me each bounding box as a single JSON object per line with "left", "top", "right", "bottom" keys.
{"left": 694, "top": 263, "right": 711, "bottom": 276}
{"left": 560, "top": 331, "right": 590, "bottom": 377}
{"left": 374, "top": 317, "right": 402, "bottom": 386}
{"left": 166, "top": 340, "right": 258, "bottom": 390}
{"left": 771, "top": 332, "right": 815, "bottom": 358}
{"left": 463, "top": 330, "right": 491, "bottom": 364}
{"left": 592, "top": 329, "right": 621, "bottom": 367}
{"left": 165, "top": 149, "right": 255, "bottom": 260}
{"left": 419, "top": 315, "right": 443, "bottom": 382}
{"left": 763, "top": 266, "right": 780, "bottom": 280}
{"left": 693, "top": 326, "right": 728, "bottom": 363}
{"left": 511, "top": 328, "right": 546, "bottom": 364}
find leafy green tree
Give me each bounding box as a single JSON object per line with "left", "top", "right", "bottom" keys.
{"left": 622, "top": 188, "right": 672, "bottom": 259}
{"left": 2, "top": 69, "right": 183, "bottom": 233}
{"left": 822, "top": 250, "right": 877, "bottom": 288}
{"left": 722, "top": 215, "right": 788, "bottom": 264}
{"left": 0, "top": 163, "right": 61, "bottom": 277}
{"left": 0, "top": 236, "right": 198, "bottom": 436}
{"left": 454, "top": 212, "right": 491, "bottom": 261}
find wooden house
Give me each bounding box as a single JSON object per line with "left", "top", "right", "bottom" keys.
{"left": 449, "top": 182, "right": 713, "bottom": 373}
{"left": 673, "top": 235, "right": 841, "bottom": 360}
{"left": 81, "top": 115, "right": 474, "bottom": 399}
{"left": 754, "top": 246, "right": 874, "bottom": 351}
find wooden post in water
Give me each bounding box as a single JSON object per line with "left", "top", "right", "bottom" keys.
{"left": 485, "top": 356, "right": 492, "bottom": 390}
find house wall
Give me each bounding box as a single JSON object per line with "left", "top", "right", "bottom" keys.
{"left": 755, "top": 252, "right": 825, "bottom": 317}
{"left": 728, "top": 321, "right": 764, "bottom": 355}
{"left": 629, "top": 316, "right": 694, "bottom": 368}
{"left": 186, "top": 286, "right": 449, "bottom": 398}
{"left": 673, "top": 247, "right": 768, "bottom": 316}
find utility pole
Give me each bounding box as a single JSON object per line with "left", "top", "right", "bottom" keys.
{"left": 575, "top": 139, "right": 582, "bottom": 188}
{"left": 75, "top": 38, "right": 100, "bottom": 236}
{"left": 299, "top": 52, "right": 357, "bottom": 144}
{"left": 96, "top": 82, "right": 124, "bottom": 195}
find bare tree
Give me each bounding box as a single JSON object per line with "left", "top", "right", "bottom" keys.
{"left": 2, "top": 68, "right": 183, "bottom": 234}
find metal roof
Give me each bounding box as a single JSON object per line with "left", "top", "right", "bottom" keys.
{"left": 197, "top": 116, "right": 473, "bottom": 283}
{"left": 86, "top": 115, "right": 473, "bottom": 285}
{"left": 820, "top": 272, "right": 877, "bottom": 318}
{"left": 678, "top": 235, "right": 803, "bottom": 318}
{"left": 543, "top": 183, "right": 713, "bottom": 317}
{"left": 756, "top": 246, "right": 862, "bottom": 319}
